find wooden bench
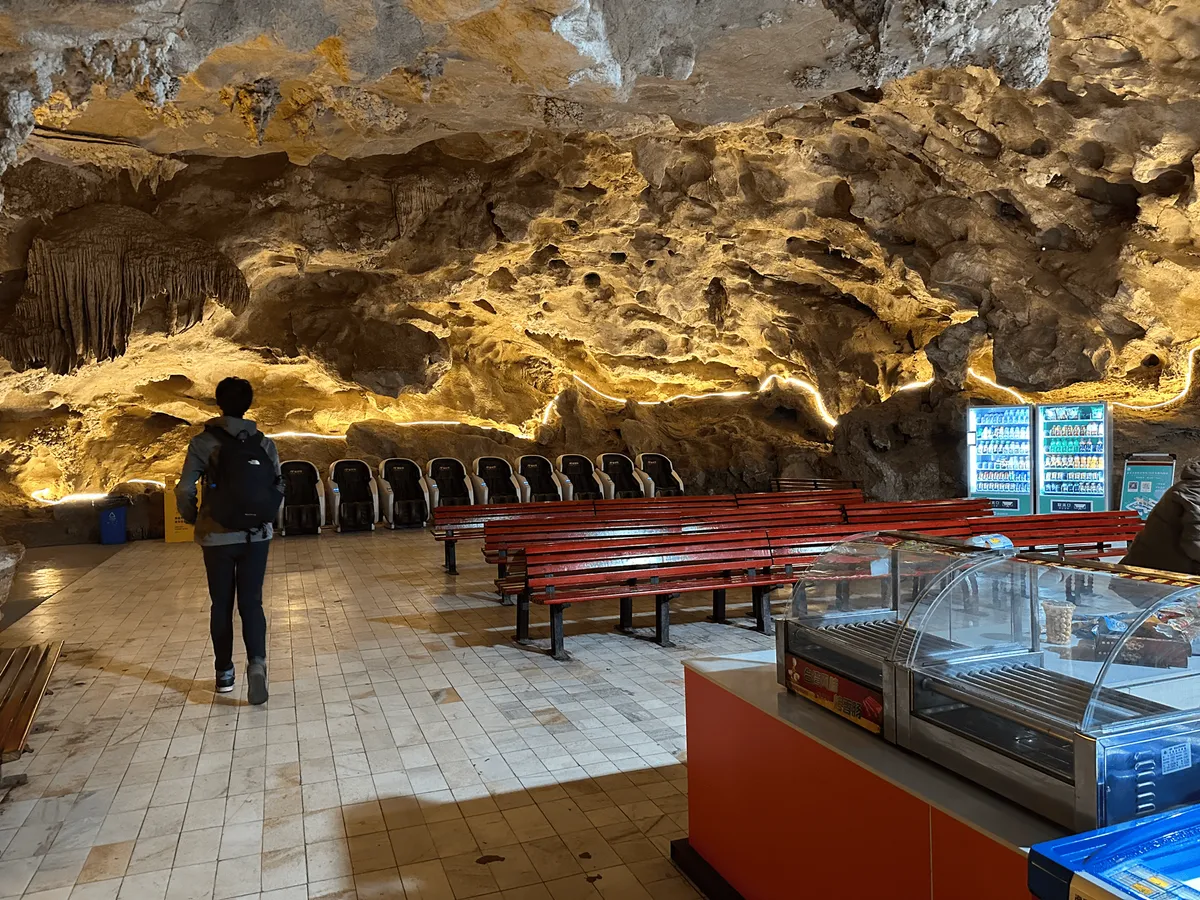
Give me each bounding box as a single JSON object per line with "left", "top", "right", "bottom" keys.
{"left": 767, "top": 520, "right": 976, "bottom": 634}
{"left": 488, "top": 498, "right": 991, "bottom": 600}
{"left": 521, "top": 531, "right": 776, "bottom": 660}
{"left": 844, "top": 498, "right": 995, "bottom": 520}
{"left": 966, "top": 511, "right": 1142, "bottom": 561}
{"left": 770, "top": 478, "right": 861, "bottom": 492}
{"left": 434, "top": 490, "right": 863, "bottom": 573}
{"left": 433, "top": 501, "right": 597, "bottom": 572}
{"left": 492, "top": 522, "right": 748, "bottom": 602}
{"left": 734, "top": 490, "right": 865, "bottom": 507}
{"left": 484, "top": 503, "right": 850, "bottom": 581}
{"left": 509, "top": 503, "right": 994, "bottom": 656}
{"left": 0, "top": 642, "right": 63, "bottom": 788}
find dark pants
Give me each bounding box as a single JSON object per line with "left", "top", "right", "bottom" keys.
{"left": 202, "top": 541, "right": 270, "bottom": 672}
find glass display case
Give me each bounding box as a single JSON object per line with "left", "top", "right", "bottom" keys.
{"left": 778, "top": 532, "right": 1200, "bottom": 830}
{"left": 779, "top": 532, "right": 1006, "bottom": 735}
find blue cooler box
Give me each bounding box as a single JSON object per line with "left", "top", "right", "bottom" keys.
{"left": 99, "top": 504, "right": 127, "bottom": 545}
{"left": 1030, "top": 806, "right": 1200, "bottom": 900}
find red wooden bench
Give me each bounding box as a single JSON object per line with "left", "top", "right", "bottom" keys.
{"left": 489, "top": 498, "right": 991, "bottom": 596}
{"left": 433, "top": 501, "right": 596, "bottom": 572}
{"left": 733, "top": 490, "right": 865, "bottom": 507}
{"left": 844, "top": 498, "right": 995, "bottom": 521}
{"left": 520, "top": 530, "right": 776, "bottom": 660}
{"left": 434, "top": 489, "right": 863, "bottom": 573}
{"left": 965, "top": 511, "right": 1142, "bottom": 561}
{"left": 770, "top": 478, "right": 861, "bottom": 492}
{"left": 766, "top": 520, "right": 976, "bottom": 634}
{"left": 510, "top": 501, "right": 995, "bottom": 657}
{"left": 484, "top": 503, "right": 849, "bottom": 581}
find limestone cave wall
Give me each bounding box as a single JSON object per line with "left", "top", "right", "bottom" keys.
{"left": 0, "top": 0, "right": 1198, "bottom": 537}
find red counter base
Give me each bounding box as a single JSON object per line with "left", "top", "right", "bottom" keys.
{"left": 683, "top": 668, "right": 1035, "bottom": 900}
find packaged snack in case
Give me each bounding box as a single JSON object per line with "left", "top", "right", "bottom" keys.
{"left": 1043, "top": 599, "right": 1076, "bottom": 645}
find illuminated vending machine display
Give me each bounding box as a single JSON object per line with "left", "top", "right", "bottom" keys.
{"left": 966, "top": 405, "right": 1034, "bottom": 515}
{"left": 1036, "top": 402, "right": 1112, "bottom": 514}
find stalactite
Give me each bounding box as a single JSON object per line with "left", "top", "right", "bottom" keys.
{"left": 0, "top": 204, "right": 249, "bottom": 373}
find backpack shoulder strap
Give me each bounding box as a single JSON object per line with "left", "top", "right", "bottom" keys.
{"left": 206, "top": 424, "right": 235, "bottom": 444}
{"left": 206, "top": 424, "right": 263, "bottom": 446}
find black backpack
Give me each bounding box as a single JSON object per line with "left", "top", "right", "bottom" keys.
{"left": 203, "top": 426, "right": 283, "bottom": 532}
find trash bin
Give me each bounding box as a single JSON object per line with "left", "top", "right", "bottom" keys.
{"left": 98, "top": 503, "right": 127, "bottom": 545}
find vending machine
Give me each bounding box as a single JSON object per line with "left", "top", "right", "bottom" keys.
{"left": 1035, "top": 402, "right": 1112, "bottom": 514}
{"left": 966, "top": 405, "right": 1035, "bottom": 515}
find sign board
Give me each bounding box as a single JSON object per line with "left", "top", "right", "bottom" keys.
{"left": 163, "top": 476, "right": 195, "bottom": 543}
{"left": 1119, "top": 455, "right": 1176, "bottom": 520}
{"left": 784, "top": 654, "right": 884, "bottom": 734}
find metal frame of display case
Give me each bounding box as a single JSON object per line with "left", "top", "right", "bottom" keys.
{"left": 777, "top": 533, "right": 1012, "bottom": 738}
{"left": 779, "top": 536, "right": 1200, "bottom": 831}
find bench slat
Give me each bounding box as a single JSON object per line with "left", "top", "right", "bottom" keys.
{"left": 0, "top": 642, "right": 63, "bottom": 762}
{"left": 0, "top": 647, "right": 33, "bottom": 719}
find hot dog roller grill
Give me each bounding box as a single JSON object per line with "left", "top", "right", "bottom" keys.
{"left": 777, "top": 531, "right": 1200, "bottom": 830}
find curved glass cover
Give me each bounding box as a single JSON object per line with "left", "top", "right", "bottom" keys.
{"left": 787, "top": 532, "right": 997, "bottom": 659}
{"left": 901, "top": 555, "right": 1200, "bottom": 736}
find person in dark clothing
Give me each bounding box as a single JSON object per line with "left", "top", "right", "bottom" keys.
{"left": 1121, "top": 458, "right": 1200, "bottom": 576}
{"left": 176, "top": 378, "right": 282, "bottom": 704}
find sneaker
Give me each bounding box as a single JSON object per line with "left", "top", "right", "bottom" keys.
{"left": 215, "top": 668, "right": 235, "bottom": 694}
{"left": 247, "top": 659, "right": 268, "bottom": 706}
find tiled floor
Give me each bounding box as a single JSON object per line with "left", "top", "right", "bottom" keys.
{"left": 0, "top": 529, "right": 772, "bottom": 899}
{"left": 1, "top": 545, "right": 125, "bottom": 632}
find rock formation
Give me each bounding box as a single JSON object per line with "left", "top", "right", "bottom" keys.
{"left": 1, "top": 204, "right": 249, "bottom": 373}
{"left": 0, "top": 0, "right": 1198, "bottom": 536}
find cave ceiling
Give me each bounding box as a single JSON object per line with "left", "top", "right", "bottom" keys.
{"left": 1, "top": 0, "right": 1199, "bottom": 513}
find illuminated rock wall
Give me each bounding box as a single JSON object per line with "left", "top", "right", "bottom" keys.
{"left": 1, "top": 0, "right": 1199, "bottom": 536}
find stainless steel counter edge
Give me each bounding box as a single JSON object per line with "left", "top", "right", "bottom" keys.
{"left": 683, "top": 650, "right": 1067, "bottom": 852}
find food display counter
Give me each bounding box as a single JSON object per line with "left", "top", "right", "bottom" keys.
{"left": 778, "top": 532, "right": 1200, "bottom": 831}
{"left": 678, "top": 650, "right": 1062, "bottom": 900}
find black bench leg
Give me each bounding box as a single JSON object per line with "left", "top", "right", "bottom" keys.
{"left": 515, "top": 594, "right": 530, "bottom": 643}
{"left": 444, "top": 541, "right": 458, "bottom": 575}
{"left": 617, "top": 597, "right": 634, "bottom": 633}
{"left": 550, "top": 605, "right": 570, "bottom": 661}
{"left": 835, "top": 580, "right": 849, "bottom": 612}
{"left": 0, "top": 770, "right": 28, "bottom": 789}
{"left": 710, "top": 589, "right": 727, "bottom": 624}
{"left": 655, "top": 594, "right": 674, "bottom": 648}
{"left": 498, "top": 562, "right": 507, "bottom": 579}
{"left": 755, "top": 586, "right": 775, "bottom": 636}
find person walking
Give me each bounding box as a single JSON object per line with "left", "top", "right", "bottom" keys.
{"left": 176, "top": 377, "right": 284, "bottom": 704}
{"left": 1121, "top": 458, "right": 1200, "bottom": 576}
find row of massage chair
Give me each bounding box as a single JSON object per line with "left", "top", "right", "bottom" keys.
{"left": 276, "top": 452, "right": 686, "bottom": 535}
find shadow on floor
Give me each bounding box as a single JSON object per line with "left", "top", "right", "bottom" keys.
{"left": 381, "top": 586, "right": 786, "bottom": 662}
{"left": 300, "top": 769, "right": 698, "bottom": 899}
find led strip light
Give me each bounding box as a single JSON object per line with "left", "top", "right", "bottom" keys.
{"left": 1112, "top": 345, "right": 1200, "bottom": 411}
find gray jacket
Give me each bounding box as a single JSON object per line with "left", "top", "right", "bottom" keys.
{"left": 176, "top": 417, "right": 282, "bottom": 546}
{"left": 1121, "top": 459, "right": 1200, "bottom": 576}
